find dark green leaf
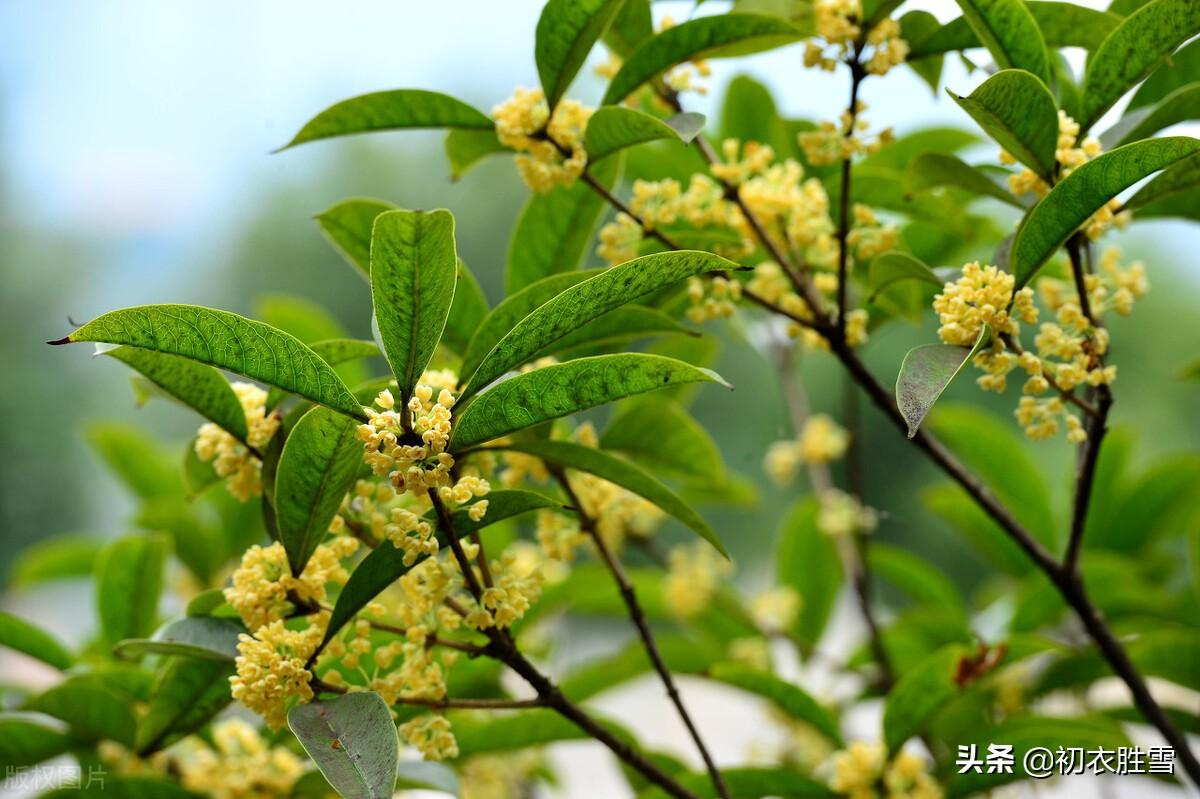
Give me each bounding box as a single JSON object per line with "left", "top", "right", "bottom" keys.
{"left": 465, "top": 250, "right": 734, "bottom": 400}
{"left": 868, "top": 251, "right": 949, "bottom": 302}
{"left": 882, "top": 644, "right": 966, "bottom": 751}
{"left": 1011, "top": 137, "right": 1200, "bottom": 287}
{"left": 910, "top": 2, "right": 1119, "bottom": 58}
{"left": 603, "top": 0, "right": 653, "bottom": 58}
{"left": 322, "top": 544, "right": 422, "bottom": 649}
{"left": 900, "top": 11, "right": 946, "bottom": 93}
{"left": 906, "top": 152, "right": 1024, "bottom": 208}
{"left": 443, "top": 260, "right": 490, "bottom": 356}
{"left": 775, "top": 500, "right": 841, "bottom": 650}
{"left": 0, "top": 713, "right": 74, "bottom": 768}
{"left": 452, "top": 354, "right": 730, "bottom": 452}
{"left": 28, "top": 676, "right": 137, "bottom": 746}
{"left": 56, "top": 305, "right": 365, "bottom": 420}
{"left": 896, "top": 323, "right": 990, "bottom": 438}
{"left": 0, "top": 611, "right": 73, "bottom": 670}
{"left": 451, "top": 709, "right": 600, "bottom": 757}
{"left": 709, "top": 663, "right": 843, "bottom": 746}
{"left": 585, "top": 106, "right": 704, "bottom": 163}
{"left": 1128, "top": 36, "right": 1200, "bottom": 109}
{"left": 603, "top": 14, "right": 803, "bottom": 105}
{"left": 281, "top": 90, "right": 492, "bottom": 150}
{"left": 423, "top": 489, "right": 566, "bottom": 537}
{"left": 1101, "top": 83, "right": 1200, "bottom": 148}
{"left": 1124, "top": 150, "right": 1200, "bottom": 210}
{"left": 536, "top": 0, "right": 628, "bottom": 109}
{"left": 315, "top": 198, "right": 397, "bottom": 278}
{"left": 255, "top": 294, "right": 349, "bottom": 344}
{"left": 951, "top": 0, "right": 1051, "bottom": 85}
{"left": 548, "top": 306, "right": 695, "bottom": 358}
{"left": 601, "top": 398, "right": 724, "bottom": 483}
{"left": 275, "top": 406, "right": 363, "bottom": 574}
{"left": 8, "top": 534, "right": 101, "bottom": 588}
{"left": 370, "top": 209, "right": 459, "bottom": 401}
{"left": 114, "top": 616, "right": 244, "bottom": 662}
{"left": 96, "top": 535, "right": 166, "bottom": 649}
{"left": 1080, "top": 0, "right": 1200, "bottom": 129}
{"left": 289, "top": 692, "right": 399, "bottom": 799}
{"left": 135, "top": 656, "right": 235, "bottom": 754}
{"left": 487, "top": 439, "right": 727, "bottom": 555}
{"left": 949, "top": 69, "right": 1059, "bottom": 181}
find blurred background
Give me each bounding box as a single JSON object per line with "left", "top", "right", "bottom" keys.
{"left": 1, "top": 1, "right": 1197, "bottom": 796}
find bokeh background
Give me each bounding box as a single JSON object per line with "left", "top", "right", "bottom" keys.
{"left": 1, "top": 1, "right": 1197, "bottom": 796}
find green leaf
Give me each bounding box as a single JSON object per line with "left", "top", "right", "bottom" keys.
{"left": 0, "top": 713, "right": 74, "bottom": 768}
{"left": 135, "top": 656, "right": 235, "bottom": 754}
{"left": 465, "top": 250, "right": 734, "bottom": 400}
{"left": 604, "top": 0, "right": 653, "bottom": 57}
{"left": 255, "top": 294, "right": 348, "bottom": 344}
{"left": 370, "top": 209, "right": 459, "bottom": 401}
{"left": 444, "top": 128, "right": 510, "bottom": 180}
{"left": 709, "top": 663, "right": 843, "bottom": 746}
{"left": 423, "top": 489, "right": 565, "bottom": 537}
{"left": 1011, "top": 137, "right": 1200, "bottom": 287}
{"left": 106, "top": 346, "right": 249, "bottom": 441}
{"left": 96, "top": 535, "right": 166, "bottom": 649}
{"left": 601, "top": 398, "right": 724, "bottom": 483}
{"left": 900, "top": 11, "right": 946, "bottom": 93}
{"left": 8, "top": 534, "right": 102, "bottom": 588}
{"left": 906, "top": 152, "right": 1024, "bottom": 208}
{"left": 289, "top": 692, "right": 399, "bottom": 799}
{"left": 28, "top": 675, "right": 137, "bottom": 746}
{"left": 462, "top": 270, "right": 599, "bottom": 382}
{"left": 56, "top": 305, "right": 365, "bottom": 420}
{"left": 443, "top": 260, "right": 490, "bottom": 356}
{"left": 451, "top": 709, "right": 596, "bottom": 757}
{"left": 87, "top": 423, "right": 181, "bottom": 499}
{"left": 275, "top": 406, "right": 363, "bottom": 574}
{"left": 896, "top": 323, "right": 990, "bottom": 438}
{"left": 585, "top": 106, "right": 705, "bottom": 163}
{"left": 603, "top": 14, "right": 803, "bottom": 105}
{"left": 321, "top": 542, "right": 424, "bottom": 650}
{"left": 504, "top": 154, "right": 621, "bottom": 294}
{"left": 487, "top": 439, "right": 727, "bottom": 555}
{"left": 949, "top": 69, "right": 1059, "bottom": 181}
{"left": 315, "top": 198, "right": 397, "bottom": 278}
{"left": 114, "top": 616, "right": 244, "bottom": 662}
{"left": 867, "top": 251, "right": 949, "bottom": 302}
{"left": 0, "top": 611, "right": 73, "bottom": 670}
{"left": 1128, "top": 36, "right": 1200, "bottom": 109}
{"left": 910, "top": 3, "right": 1119, "bottom": 58}
{"left": 452, "top": 354, "right": 730, "bottom": 452}
{"left": 1080, "top": 0, "right": 1200, "bottom": 130}
{"left": 536, "top": 0, "right": 628, "bottom": 109}
{"left": 1101, "top": 82, "right": 1200, "bottom": 148}
{"left": 868, "top": 543, "right": 964, "bottom": 611}
{"left": 548, "top": 306, "right": 695, "bottom": 357}
{"left": 776, "top": 500, "right": 842, "bottom": 650}
{"left": 950, "top": 0, "right": 1051, "bottom": 86}
{"left": 1124, "top": 150, "right": 1200, "bottom": 210}
{"left": 882, "top": 644, "right": 966, "bottom": 751}
{"left": 280, "top": 89, "right": 492, "bottom": 150}
{"left": 395, "top": 761, "right": 459, "bottom": 794}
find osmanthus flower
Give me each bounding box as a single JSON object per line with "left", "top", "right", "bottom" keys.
{"left": 817, "top": 488, "right": 878, "bottom": 538}
{"left": 765, "top": 414, "right": 851, "bottom": 486}
{"left": 399, "top": 713, "right": 459, "bottom": 761}
{"left": 194, "top": 382, "right": 281, "bottom": 501}
{"left": 230, "top": 619, "right": 325, "bottom": 730}
{"left": 663, "top": 540, "right": 734, "bottom": 619}
{"left": 492, "top": 87, "right": 591, "bottom": 194}
{"left": 224, "top": 538, "right": 358, "bottom": 632}
{"left": 459, "top": 751, "right": 543, "bottom": 799}
{"left": 799, "top": 104, "right": 896, "bottom": 167}
{"left": 826, "top": 741, "right": 942, "bottom": 799}
{"left": 749, "top": 585, "right": 802, "bottom": 633}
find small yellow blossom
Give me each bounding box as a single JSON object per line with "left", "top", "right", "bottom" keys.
{"left": 225, "top": 538, "right": 358, "bottom": 632}
{"left": 174, "top": 718, "right": 305, "bottom": 799}
{"left": 231, "top": 620, "right": 324, "bottom": 729}
{"left": 597, "top": 213, "right": 643, "bottom": 265}
{"left": 194, "top": 382, "right": 280, "bottom": 501}
{"left": 817, "top": 489, "right": 878, "bottom": 537}
{"left": 663, "top": 541, "right": 733, "bottom": 619}
{"left": 493, "top": 87, "right": 592, "bottom": 194}
{"left": 750, "top": 586, "right": 802, "bottom": 632}
{"left": 400, "top": 713, "right": 459, "bottom": 761}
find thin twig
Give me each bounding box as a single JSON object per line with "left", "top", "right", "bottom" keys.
{"left": 836, "top": 56, "right": 867, "bottom": 341}
{"left": 999, "top": 333, "right": 1100, "bottom": 418}
{"left": 552, "top": 468, "right": 731, "bottom": 799}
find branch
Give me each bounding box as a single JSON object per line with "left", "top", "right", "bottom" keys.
{"left": 836, "top": 57, "right": 867, "bottom": 340}
{"left": 552, "top": 468, "right": 731, "bottom": 799}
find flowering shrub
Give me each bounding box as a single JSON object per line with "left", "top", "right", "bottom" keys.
{"left": 7, "top": 1, "right": 1200, "bottom": 798}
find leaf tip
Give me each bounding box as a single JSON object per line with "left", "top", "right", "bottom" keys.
{"left": 46, "top": 335, "right": 72, "bottom": 346}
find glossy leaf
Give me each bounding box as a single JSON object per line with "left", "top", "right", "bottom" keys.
{"left": 96, "top": 535, "right": 166, "bottom": 649}
{"left": 0, "top": 611, "right": 73, "bottom": 670}
{"left": 106, "top": 347, "right": 249, "bottom": 441}
{"left": 585, "top": 106, "right": 705, "bottom": 162}
{"left": 1101, "top": 83, "right": 1200, "bottom": 148}
{"left": 55, "top": 305, "right": 365, "bottom": 419}
{"left": 906, "top": 152, "right": 1023, "bottom": 208}
{"left": 896, "top": 323, "right": 990, "bottom": 438}
{"left": 113, "top": 616, "right": 244, "bottom": 662}
{"left": 1124, "top": 150, "right": 1200, "bottom": 210}
{"left": 136, "top": 656, "right": 234, "bottom": 754}
{"left": 275, "top": 406, "right": 363, "bottom": 573}
{"left": 504, "top": 154, "right": 620, "bottom": 294}
{"left": 444, "top": 128, "right": 510, "bottom": 180}
{"left": 465, "top": 250, "right": 734, "bottom": 399}
{"left": 951, "top": 0, "right": 1051, "bottom": 86}
{"left": 370, "top": 209, "right": 458, "bottom": 401}
{"left": 536, "top": 0, "right": 628, "bottom": 109}
{"left": 910, "top": 2, "right": 1118, "bottom": 58}
{"left": 600, "top": 398, "right": 724, "bottom": 483}
{"left": 709, "top": 663, "right": 843, "bottom": 746}
{"left": 423, "top": 488, "right": 565, "bottom": 537}
{"left": 546, "top": 306, "right": 695, "bottom": 358}
{"left": 868, "top": 251, "right": 947, "bottom": 302}
{"left": 949, "top": 69, "right": 1058, "bottom": 181}
{"left": 315, "top": 198, "right": 396, "bottom": 277}
{"left": 488, "top": 439, "right": 727, "bottom": 555}
{"left": 883, "top": 645, "right": 966, "bottom": 751}
{"left": 321, "top": 542, "right": 424, "bottom": 649}
{"left": 1011, "top": 137, "right": 1200, "bottom": 287}
{"left": 443, "top": 260, "right": 490, "bottom": 356}
{"left": 289, "top": 692, "right": 399, "bottom": 799}
{"left": 0, "top": 713, "right": 74, "bottom": 769}
{"left": 281, "top": 89, "right": 492, "bottom": 150}
{"left": 1127, "top": 36, "right": 1200, "bottom": 109}
{"left": 776, "top": 500, "right": 842, "bottom": 650}
{"left": 28, "top": 675, "right": 137, "bottom": 746}
{"left": 1080, "top": 0, "right": 1200, "bottom": 129}
{"left": 603, "top": 14, "right": 803, "bottom": 105}
{"left": 8, "top": 534, "right": 102, "bottom": 587}
{"left": 452, "top": 354, "right": 730, "bottom": 452}
{"left": 603, "top": 0, "right": 652, "bottom": 58}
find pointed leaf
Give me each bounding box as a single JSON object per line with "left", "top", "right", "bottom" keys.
{"left": 896, "top": 324, "right": 990, "bottom": 438}
{"left": 1080, "top": 0, "right": 1200, "bottom": 130}
{"left": 775, "top": 500, "right": 841, "bottom": 650}
{"left": 709, "top": 663, "right": 843, "bottom": 746}
{"left": 481, "top": 439, "right": 727, "bottom": 555}
{"left": 466, "top": 250, "right": 734, "bottom": 399}
{"left": 275, "top": 406, "right": 364, "bottom": 574}
{"left": 585, "top": 107, "right": 704, "bottom": 163}
{"left": 96, "top": 534, "right": 166, "bottom": 649}
{"left": 8, "top": 534, "right": 102, "bottom": 588}
{"left": 452, "top": 354, "right": 730, "bottom": 452}
{"left": 603, "top": 0, "right": 653, "bottom": 58}
{"left": 1011, "top": 137, "right": 1200, "bottom": 287}
{"left": 868, "top": 251, "right": 949, "bottom": 302}
{"left": 443, "top": 260, "right": 490, "bottom": 356}
{"left": 1127, "top": 36, "right": 1200, "bottom": 109}
{"left": 289, "top": 692, "right": 399, "bottom": 799}
{"left": 135, "top": 656, "right": 235, "bottom": 754}
{"left": 0, "top": 611, "right": 73, "bottom": 670}
{"left": 951, "top": 0, "right": 1051, "bottom": 85}
{"left": 910, "top": 3, "right": 1119, "bottom": 58}
{"left": 0, "top": 713, "right": 74, "bottom": 769}
{"left": 316, "top": 198, "right": 397, "bottom": 278}
{"left": 1101, "top": 83, "right": 1200, "bottom": 148}
{"left": 600, "top": 398, "right": 724, "bottom": 483}
{"left": 536, "top": 0, "right": 628, "bottom": 109}
{"left": 55, "top": 305, "right": 365, "bottom": 419}
{"left": 883, "top": 644, "right": 967, "bottom": 751}
{"left": 906, "top": 152, "right": 1024, "bottom": 208}
{"left": 114, "top": 616, "right": 245, "bottom": 662}
{"left": 1124, "top": 149, "right": 1200, "bottom": 210}
{"left": 281, "top": 90, "right": 493, "bottom": 150}
{"left": 949, "top": 69, "right": 1059, "bottom": 181}
{"left": 444, "top": 128, "right": 510, "bottom": 180}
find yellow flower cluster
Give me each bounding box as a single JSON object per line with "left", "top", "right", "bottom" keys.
{"left": 933, "top": 261, "right": 1037, "bottom": 347}
{"left": 846, "top": 204, "right": 898, "bottom": 262}
{"left": 460, "top": 751, "right": 543, "bottom": 799}
{"left": 806, "top": 5, "right": 909, "bottom": 77}
{"left": 1004, "top": 111, "right": 1130, "bottom": 240}
{"left": 686, "top": 275, "right": 742, "bottom": 323}
{"left": 399, "top": 713, "right": 459, "bottom": 761}
{"left": 231, "top": 619, "right": 324, "bottom": 729}
{"left": 194, "top": 382, "right": 280, "bottom": 501}
{"left": 799, "top": 104, "right": 895, "bottom": 166}
{"left": 175, "top": 718, "right": 306, "bottom": 799}
{"left": 828, "top": 742, "right": 942, "bottom": 799}
{"left": 750, "top": 586, "right": 802, "bottom": 633}
{"left": 493, "top": 87, "right": 592, "bottom": 194}
{"left": 817, "top": 488, "right": 878, "bottom": 537}
{"left": 225, "top": 538, "right": 357, "bottom": 631}
{"left": 748, "top": 261, "right": 869, "bottom": 349}
{"left": 658, "top": 16, "right": 713, "bottom": 96}
{"left": 596, "top": 212, "right": 643, "bottom": 265}
{"left": 765, "top": 414, "right": 851, "bottom": 485}
{"left": 663, "top": 541, "right": 733, "bottom": 619}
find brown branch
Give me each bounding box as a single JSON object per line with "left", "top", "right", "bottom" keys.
{"left": 552, "top": 468, "right": 731, "bottom": 799}
{"left": 836, "top": 57, "right": 867, "bottom": 340}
